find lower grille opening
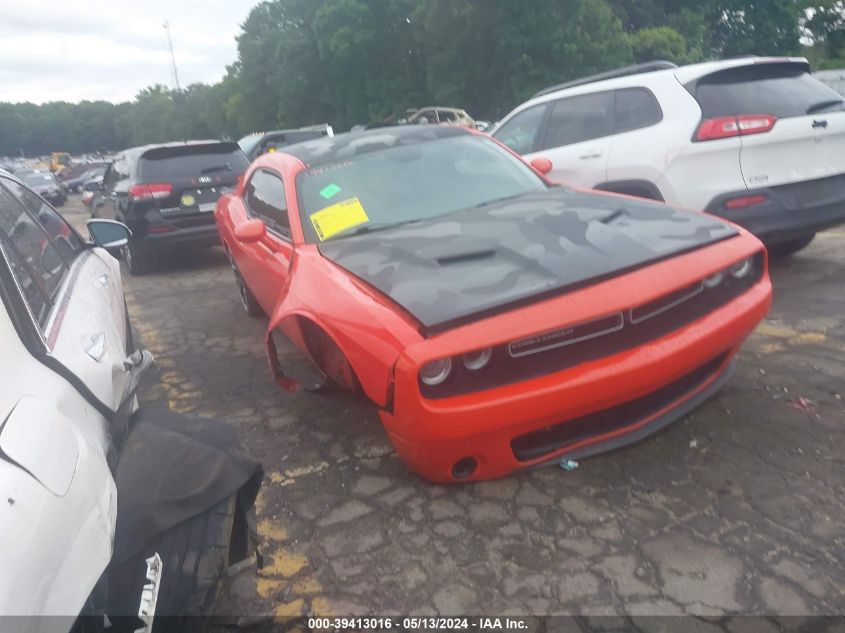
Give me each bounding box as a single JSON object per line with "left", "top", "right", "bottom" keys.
{"left": 511, "top": 353, "right": 728, "bottom": 462}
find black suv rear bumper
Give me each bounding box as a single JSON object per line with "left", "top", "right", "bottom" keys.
{"left": 137, "top": 223, "right": 221, "bottom": 252}
{"left": 705, "top": 173, "right": 845, "bottom": 245}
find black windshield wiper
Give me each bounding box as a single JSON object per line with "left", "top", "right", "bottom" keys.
{"left": 328, "top": 220, "right": 419, "bottom": 241}
{"left": 469, "top": 193, "right": 523, "bottom": 209}
{"left": 200, "top": 164, "right": 232, "bottom": 174}
{"left": 806, "top": 99, "right": 844, "bottom": 114}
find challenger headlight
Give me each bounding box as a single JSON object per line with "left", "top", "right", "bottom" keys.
{"left": 729, "top": 257, "right": 753, "bottom": 279}
{"left": 420, "top": 357, "right": 453, "bottom": 387}
{"left": 462, "top": 348, "right": 493, "bottom": 371}
{"left": 702, "top": 271, "right": 724, "bottom": 288}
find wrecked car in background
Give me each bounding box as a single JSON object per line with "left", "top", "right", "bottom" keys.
{"left": 215, "top": 126, "right": 771, "bottom": 483}
{"left": 0, "top": 169, "right": 261, "bottom": 631}
{"left": 238, "top": 124, "right": 334, "bottom": 161}
{"left": 404, "top": 106, "right": 476, "bottom": 127}
{"left": 17, "top": 169, "right": 67, "bottom": 207}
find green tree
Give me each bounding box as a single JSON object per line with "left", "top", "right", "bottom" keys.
{"left": 629, "top": 26, "right": 702, "bottom": 64}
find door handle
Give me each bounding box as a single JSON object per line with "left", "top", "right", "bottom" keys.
{"left": 85, "top": 333, "right": 106, "bottom": 362}
{"left": 579, "top": 152, "right": 603, "bottom": 160}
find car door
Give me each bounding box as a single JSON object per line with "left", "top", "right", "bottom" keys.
{"left": 527, "top": 91, "right": 614, "bottom": 188}
{"left": 0, "top": 180, "right": 121, "bottom": 618}
{"left": 235, "top": 169, "right": 295, "bottom": 314}
{"left": 604, "top": 87, "right": 667, "bottom": 192}
{"left": 0, "top": 176, "right": 131, "bottom": 410}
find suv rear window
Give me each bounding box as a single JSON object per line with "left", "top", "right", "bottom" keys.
{"left": 692, "top": 63, "right": 845, "bottom": 119}
{"left": 139, "top": 143, "right": 249, "bottom": 182}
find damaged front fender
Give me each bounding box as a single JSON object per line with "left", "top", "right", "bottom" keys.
{"left": 261, "top": 248, "right": 423, "bottom": 408}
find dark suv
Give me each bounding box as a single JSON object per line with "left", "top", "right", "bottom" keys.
{"left": 238, "top": 125, "right": 333, "bottom": 161}
{"left": 97, "top": 140, "right": 249, "bottom": 274}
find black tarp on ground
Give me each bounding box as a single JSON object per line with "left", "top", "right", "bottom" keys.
{"left": 112, "top": 405, "right": 262, "bottom": 563}
{"left": 106, "top": 405, "right": 263, "bottom": 620}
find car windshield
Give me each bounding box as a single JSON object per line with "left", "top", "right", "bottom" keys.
{"left": 297, "top": 135, "right": 546, "bottom": 243}
{"left": 20, "top": 172, "right": 53, "bottom": 185}
{"left": 237, "top": 133, "right": 263, "bottom": 156}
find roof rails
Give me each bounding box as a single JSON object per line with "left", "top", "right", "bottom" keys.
{"left": 532, "top": 60, "right": 679, "bottom": 98}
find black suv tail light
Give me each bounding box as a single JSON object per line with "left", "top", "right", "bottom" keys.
{"left": 128, "top": 183, "right": 173, "bottom": 201}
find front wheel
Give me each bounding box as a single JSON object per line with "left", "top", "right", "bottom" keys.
{"left": 768, "top": 234, "right": 815, "bottom": 258}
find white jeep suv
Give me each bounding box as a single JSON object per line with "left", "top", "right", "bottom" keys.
{"left": 492, "top": 57, "right": 845, "bottom": 255}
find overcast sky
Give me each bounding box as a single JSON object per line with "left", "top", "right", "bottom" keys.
{"left": 0, "top": 0, "right": 258, "bottom": 104}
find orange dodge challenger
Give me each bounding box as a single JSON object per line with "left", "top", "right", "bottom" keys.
{"left": 215, "top": 125, "right": 771, "bottom": 482}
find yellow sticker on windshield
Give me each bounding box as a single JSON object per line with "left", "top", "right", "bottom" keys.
{"left": 309, "top": 197, "right": 369, "bottom": 241}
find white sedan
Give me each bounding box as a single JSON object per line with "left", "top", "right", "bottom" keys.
{"left": 0, "top": 170, "right": 260, "bottom": 631}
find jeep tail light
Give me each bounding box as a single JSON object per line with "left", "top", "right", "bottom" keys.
{"left": 129, "top": 183, "right": 173, "bottom": 201}
{"left": 695, "top": 114, "right": 777, "bottom": 141}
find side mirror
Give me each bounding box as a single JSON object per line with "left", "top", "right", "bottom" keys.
{"left": 234, "top": 219, "right": 266, "bottom": 243}
{"left": 87, "top": 219, "right": 131, "bottom": 258}
{"left": 530, "top": 157, "right": 553, "bottom": 175}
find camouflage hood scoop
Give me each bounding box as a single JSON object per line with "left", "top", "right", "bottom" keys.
{"left": 319, "top": 188, "right": 738, "bottom": 334}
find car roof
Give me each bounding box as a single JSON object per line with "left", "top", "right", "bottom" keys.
{"left": 529, "top": 56, "right": 810, "bottom": 101}
{"left": 281, "top": 124, "right": 471, "bottom": 167}
{"left": 120, "top": 139, "right": 227, "bottom": 162}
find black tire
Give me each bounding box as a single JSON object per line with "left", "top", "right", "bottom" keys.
{"left": 124, "top": 240, "right": 152, "bottom": 275}
{"left": 109, "top": 496, "right": 239, "bottom": 633}
{"left": 227, "top": 251, "right": 263, "bottom": 317}
{"left": 768, "top": 234, "right": 815, "bottom": 258}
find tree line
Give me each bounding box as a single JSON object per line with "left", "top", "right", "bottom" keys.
{"left": 1, "top": 0, "right": 843, "bottom": 157}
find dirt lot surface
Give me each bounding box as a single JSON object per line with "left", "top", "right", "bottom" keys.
{"left": 64, "top": 196, "right": 844, "bottom": 619}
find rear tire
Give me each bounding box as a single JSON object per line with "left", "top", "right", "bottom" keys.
{"left": 227, "top": 251, "right": 263, "bottom": 317}
{"left": 109, "top": 495, "right": 242, "bottom": 633}
{"left": 124, "top": 240, "right": 151, "bottom": 275}
{"left": 768, "top": 234, "right": 815, "bottom": 258}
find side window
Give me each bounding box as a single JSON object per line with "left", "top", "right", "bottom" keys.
{"left": 438, "top": 110, "right": 458, "bottom": 123}
{"left": 4, "top": 179, "right": 84, "bottom": 263}
{"left": 0, "top": 183, "right": 68, "bottom": 326}
{"left": 415, "top": 109, "right": 435, "bottom": 124}
{"left": 540, "top": 92, "right": 614, "bottom": 150}
{"left": 493, "top": 104, "right": 547, "bottom": 154}
{"left": 614, "top": 88, "right": 662, "bottom": 133}
{"left": 244, "top": 170, "right": 290, "bottom": 236}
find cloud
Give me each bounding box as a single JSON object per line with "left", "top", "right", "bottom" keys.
{"left": 0, "top": 0, "right": 256, "bottom": 103}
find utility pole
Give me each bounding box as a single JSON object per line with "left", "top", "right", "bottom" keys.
{"left": 163, "top": 21, "right": 181, "bottom": 92}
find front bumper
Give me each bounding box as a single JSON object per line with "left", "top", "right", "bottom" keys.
{"left": 705, "top": 173, "right": 845, "bottom": 245}
{"left": 380, "top": 277, "right": 771, "bottom": 483}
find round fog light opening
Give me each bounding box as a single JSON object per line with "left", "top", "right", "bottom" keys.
{"left": 451, "top": 457, "right": 478, "bottom": 480}
{"left": 703, "top": 271, "right": 725, "bottom": 288}
{"left": 420, "top": 357, "right": 453, "bottom": 387}
{"left": 462, "top": 347, "right": 493, "bottom": 371}
{"left": 729, "top": 258, "right": 753, "bottom": 279}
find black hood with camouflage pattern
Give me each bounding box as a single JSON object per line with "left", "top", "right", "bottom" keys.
{"left": 318, "top": 188, "right": 738, "bottom": 334}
